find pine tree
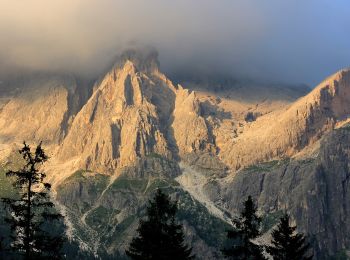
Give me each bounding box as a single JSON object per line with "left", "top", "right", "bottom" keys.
{"left": 1, "top": 142, "right": 64, "bottom": 259}
{"left": 126, "top": 189, "right": 194, "bottom": 260}
{"left": 266, "top": 213, "right": 313, "bottom": 260}
{"left": 222, "top": 195, "right": 265, "bottom": 259}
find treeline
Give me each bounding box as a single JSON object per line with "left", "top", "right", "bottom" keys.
{"left": 126, "top": 191, "right": 313, "bottom": 260}
{"left": 221, "top": 196, "right": 313, "bottom": 260}
{"left": 0, "top": 143, "right": 313, "bottom": 259}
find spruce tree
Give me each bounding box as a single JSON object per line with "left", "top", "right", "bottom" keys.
{"left": 222, "top": 195, "right": 265, "bottom": 259}
{"left": 266, "top": 213, "right": 313, "bottom": 260}
{"left": 126, "top": 189, "right": 194, "bottom": 260}
{"left": 1, "top": 142, "right": 64, "bottom": 259}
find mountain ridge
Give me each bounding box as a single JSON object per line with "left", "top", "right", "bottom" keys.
{"left": 0, "top": 51, "right": 349, "bottom": 258}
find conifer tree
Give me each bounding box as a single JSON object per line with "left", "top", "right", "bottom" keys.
{"left": 1, "top": 142, "right": 64, "bottom": 259}
{"left": 222, "top": 195, "right": 265, "bottom": 259}
{"left": 126, "top": 189, "right": 194, "bottom": 260}
{"left": 266, "top": 213, "right": 313, "bottom": 260}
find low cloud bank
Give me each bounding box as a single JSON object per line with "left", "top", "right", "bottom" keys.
{"left": 0, "top": 0, "right": 349, "bottom": 85}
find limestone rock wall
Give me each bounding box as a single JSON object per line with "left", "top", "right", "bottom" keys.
{"left": 218, "top": 69, "right": 350, "bottom": 170}
{"left": 0, "top": 75, "right": 78, "bottom": 146}
{"left": 217, "top": 128, "right": 350, "bottom": 258}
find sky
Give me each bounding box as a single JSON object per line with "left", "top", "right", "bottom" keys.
{"left": 0, "top": 0, "right": 349, "bottom": 85}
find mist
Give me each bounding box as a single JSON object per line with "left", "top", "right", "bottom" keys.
{"left": 0, "top": 0, "right": 349, "bottom": 85}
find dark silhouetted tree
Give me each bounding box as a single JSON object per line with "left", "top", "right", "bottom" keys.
{"left": 126, "top": 189, "right": 194, "bottom": 260}
{"left": 222, "top": 195, "right": 265, "bottom": 259}
{"left": 266, "top": 213, "right": 313, "bottom": 260}
{"left": 1, "top": 142, "right": 64, "bottom": 259}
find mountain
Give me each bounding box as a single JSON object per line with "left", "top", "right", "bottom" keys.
{"left": 216, "top": 68, "right": 350, "bottom": 170}
{"left": 0, "top": 50, "right": 349, "bottom": 259}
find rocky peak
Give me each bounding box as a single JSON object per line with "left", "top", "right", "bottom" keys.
{"left": 51, "top": 46, "right": 222, "bottom": 176}
{"left": 113, "top": 48, "right": 160, "bottom": 74}
{"left": 308, "top": 68, "right": 350, "bottom": 118}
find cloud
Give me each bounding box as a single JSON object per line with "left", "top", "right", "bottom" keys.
{"left": 0, "top": 0, "right": 349, "bottom": 85}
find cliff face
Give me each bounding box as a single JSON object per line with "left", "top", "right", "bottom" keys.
{"left": 217, "top": 69, "right": 350, "bottom": 170}
{"left": 0, "top": 74, "right": 78, "bottom": 145}
{"left": 210, "top": 127, "right": 350, "bottom": 259}
{"left": 57, "top": 51, "right": 214, "bottom": 174}
{"left": 0, "top": 50, "right": 350, "bottom": 258}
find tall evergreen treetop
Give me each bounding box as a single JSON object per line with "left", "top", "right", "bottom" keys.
{"left": 222, "top": 195, "right": 265, "bottom": 260}
{"left": 266, "top": 213, "right": 313, "bottom": 260}
{"left": 126, "top": 189, "right": 194, "bottom": 260}
{"left": 240, "top": 195, "right": 262, "bottom": 239}
{"left": 1, "top": 142, "right": 63, "bottom": 259}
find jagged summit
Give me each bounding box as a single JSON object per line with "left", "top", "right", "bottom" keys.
{"left": 112, "top": 47, "right": 160, "bottom": 74}
{"left": 55, "top": 51, "right": 214, "bottom": 174}
{"left": 321, "top": 67, "right": 350, "bottom": 83}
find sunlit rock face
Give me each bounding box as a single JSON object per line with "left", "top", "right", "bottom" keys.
{"left": 59, "top": 53, "right": 350, "bottom": 174}
{"left": 216, "top": 68, "right": 350, "bottom": 170}
{"left": 0, "top": 49, "right": 349, "bottom": 258}
{"left": 57, "top": 50, "right": 214, "bottom": 173}
{"left": 0, "top": 74, "right": 76, "bottom": 145}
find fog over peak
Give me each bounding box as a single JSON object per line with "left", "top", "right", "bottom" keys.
{"left": 0, "top": 0, "right": 349, "bottom": 85}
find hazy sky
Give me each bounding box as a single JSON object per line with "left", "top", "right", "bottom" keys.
{"left": 0, "top": 0, "right": 349, "bottom": 85}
